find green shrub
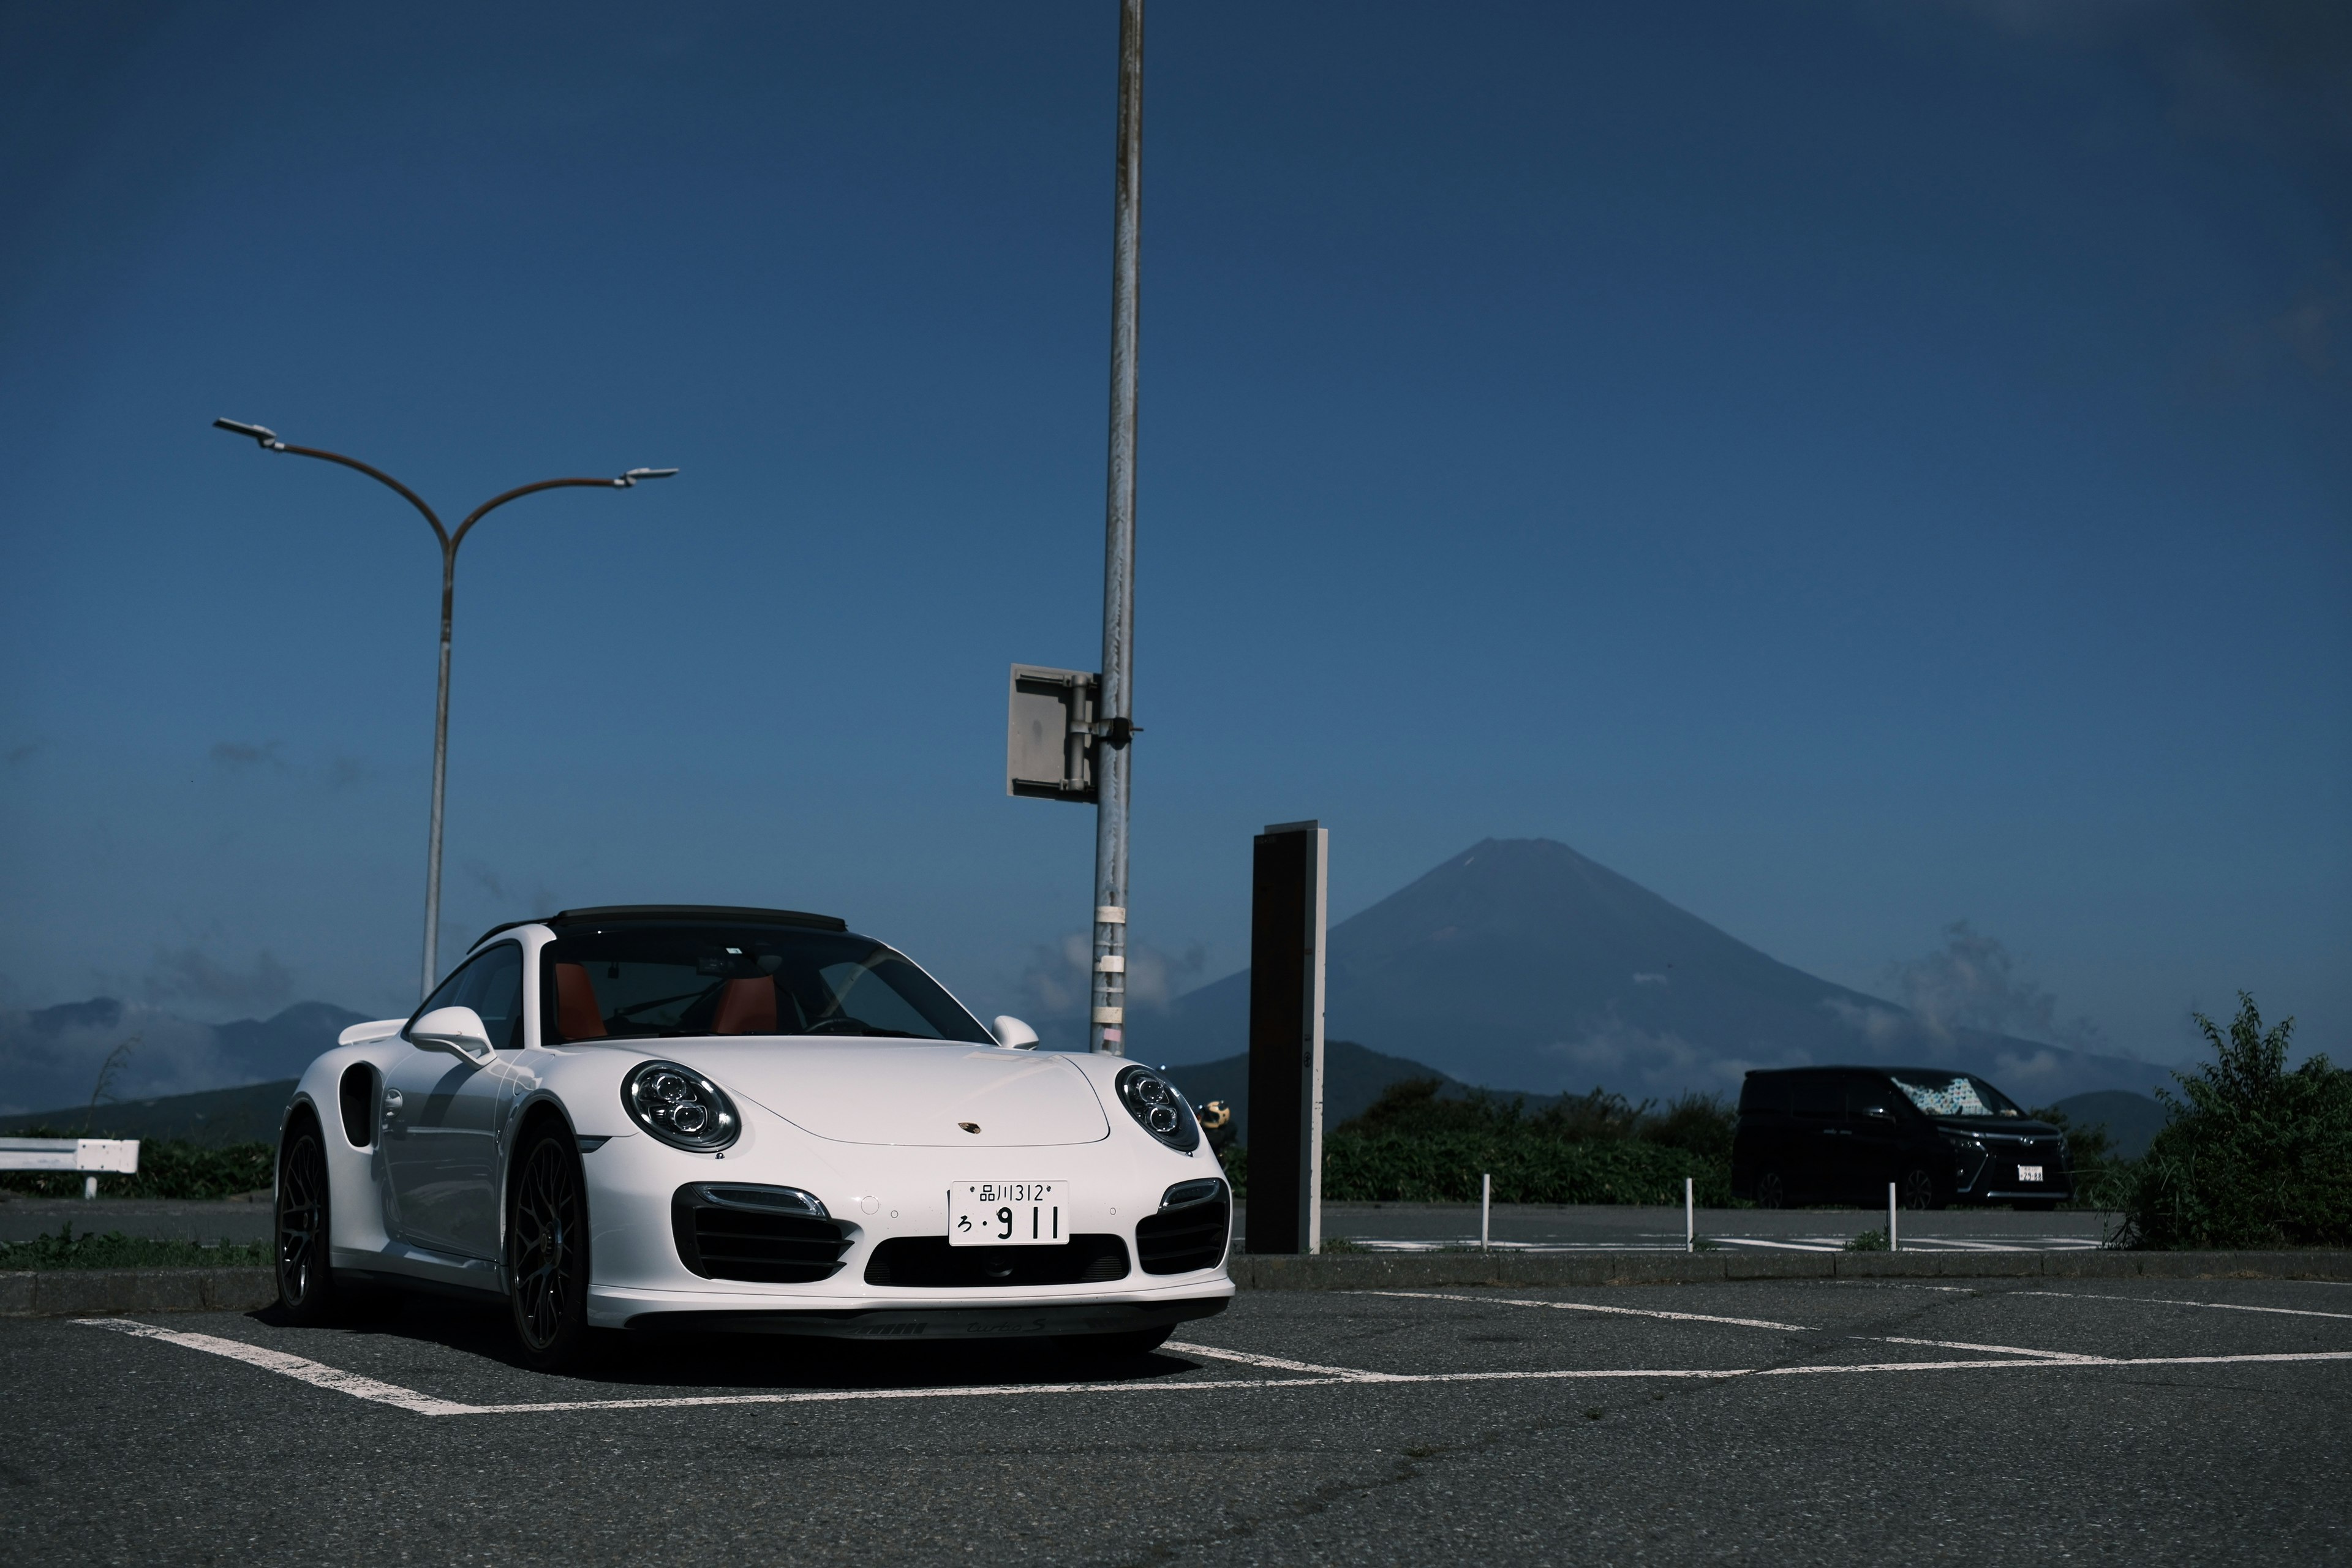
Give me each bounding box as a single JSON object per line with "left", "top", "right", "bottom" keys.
{"left": 1213, "top": 1076, "right": 1736, "bottom": 1205}
{"left": 2122, "top": 993, "right": 2352, "bottom": 1250}
{"left": 0, "top": 1224, "right": 271, "bottom": 1270}
{"left": 1324, "top": 1129, "right": 1730, "bottom": 1205}
{"left": 0, "top": 1132, "right": 274, "bottom": 1201}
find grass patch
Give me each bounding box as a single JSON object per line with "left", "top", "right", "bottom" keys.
{"left": 1844, "top": 1227, "right": 1890, "bottom": 1253}
{"left": 0, "top": 1134, "right": 274, "bottom": 1200}
{"left": 0, "top": 1224, "right": 271, "bottom": 1270}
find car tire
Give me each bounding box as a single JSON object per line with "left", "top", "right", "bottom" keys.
{"left": 1752, "top": 1170, "right": 1787, "bottom": 1210}
{"left": 1058, "top": 1325, "right": 1174, "bottom": 1363}
{"left": 1898, "top": 1165, "right": 1943, "bottom": 1212}
{"left": 276, "top": 1117, "right": 339, "bottom": 1325}
{"left": 508, "top": 1124, "right": 594, "bottom": 1372}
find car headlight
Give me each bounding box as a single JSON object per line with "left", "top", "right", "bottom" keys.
{"left": 622, "top": 1060, "right": 741, "bottom": 1152}
{"left": 1115, "top": 1065, "right": 1200, "bottom": 1153}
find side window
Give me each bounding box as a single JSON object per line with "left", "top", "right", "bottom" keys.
{"left": 1738, "top": 1076, "right": 1789, "bottom": 1115}
{"left": 412, "top": 944, "right": 526, "bottom": 1049}
{"left": 458, "top": 945, "right": 526, "bottom": 1049}
{"left": 1844, "top": 1076, "right": 1894, "bottom": 1120}
{"left": 1790, "top": 1074, "right": 1842, "bottom": 1119}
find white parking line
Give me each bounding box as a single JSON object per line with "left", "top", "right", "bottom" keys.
{"left": 80, "top": 1319, "right": 476, "bottom": 1415}
{"left": 1163, "top": 1341, "right": 1401, "bottom": 1381}
{"left": 1866, "top": 1336, "right": 2103, "bottom": 1362}
{"left": 1704, "top": 1237, "right": 1845, "bottom": 1253}
{"left": 1362, "top": 1290, "right": 1812, "bottom": 1332}
{"left": 2013, "top": 1291, "right": 2352, "bottom": 1322}
{"left": 72, "top": 1318, "right": 2352, "bottom": 1417}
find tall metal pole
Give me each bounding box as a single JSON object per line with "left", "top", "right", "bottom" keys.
{"left": 1090, "top": 0, "right": 1144, "bottom": 1055}
{"left": 211, "top": 420, "right": 673, "bottom": 998}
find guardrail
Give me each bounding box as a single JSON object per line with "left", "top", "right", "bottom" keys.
{"left": 0, "top": 1137, "right": 141, "bottom": 1199}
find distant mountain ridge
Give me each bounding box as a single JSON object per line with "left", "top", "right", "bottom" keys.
{"left": 0, "top": 1078, "right": 301, "bottom": 1145}
{"left": 1127, "top": 837, "right": 2168, "bottom": 1105}
{"left": 0, "top": 998, "right": 367, "bottom": 1116}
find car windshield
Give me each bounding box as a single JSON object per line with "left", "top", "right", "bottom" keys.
{"left": 1888, "top": 1071, "right": 2023, "bottom": 1118}
{"left": 541, "top": 922, "right": 992, "bottom": 1044}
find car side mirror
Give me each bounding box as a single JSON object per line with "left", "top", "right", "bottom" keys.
{"left": 992, "top": 1014, "right": 1041, "bottom": 1050}
{"left": 409, "top": 1005, "right": 494, "bottom": 1064}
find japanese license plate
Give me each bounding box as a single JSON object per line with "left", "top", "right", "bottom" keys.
{"left": 949, "top": 1181, "right": 1066, "bottom": 1246}
{"left": 2017, "top": 1164, "right": 2043, "bottom": 1183}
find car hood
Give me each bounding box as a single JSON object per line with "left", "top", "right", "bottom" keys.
{"left": 1929, "top": 1116, "right": 2062, "bottom": 1139}
{"left": 661, "top": 1038, "right": 1113, "bottom": 1147}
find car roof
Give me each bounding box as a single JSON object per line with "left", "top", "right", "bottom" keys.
{"left": 470, "top": 904, "right": 850, "bottom": 949}
{"left": 1742, "top": 1065, "right": 1971, "bottom": 1079}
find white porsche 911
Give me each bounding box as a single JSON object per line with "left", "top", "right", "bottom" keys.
{"left": 274, "top": 905, "right": 1234, "bottom": 1368}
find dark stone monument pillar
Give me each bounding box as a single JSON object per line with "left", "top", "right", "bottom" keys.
{"left": 1244, "top": 820, "right": 1328, "bottom": 1255}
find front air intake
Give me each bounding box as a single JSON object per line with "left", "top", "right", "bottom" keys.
{"left": 672, "top": 1184, "right": 853, "bottom": 1284}
{"left": 862, "top": 1235, "right": 1130, "bottom": 1287}
{"left": 1135, "top": 1183, "right": 1230, "bottom": 1275}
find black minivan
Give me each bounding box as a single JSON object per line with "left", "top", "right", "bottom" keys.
{"left": 1732, "top": 1066, "right": 2073, "bottom": 1210}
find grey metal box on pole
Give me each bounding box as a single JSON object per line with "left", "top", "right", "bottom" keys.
{"left": 1006, "top": 665, "right": 1099, "bottom": 804}
{"left": 1244, "top": 820, "right": 1328, "bottom": 1256}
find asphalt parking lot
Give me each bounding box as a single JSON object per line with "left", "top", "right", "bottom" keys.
{"left": 0, "top": 1196, "right": 2113, "bottom": 1252}
{"left": 5, "top": 1276, "right": 2346, "bottom": 1566}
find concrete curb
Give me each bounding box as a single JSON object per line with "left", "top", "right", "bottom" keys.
{"left": 5, "top": 1250, "right": 2347, "bottom": 1318}
{"left": 0, "top": 1267, "right": 276, "bottom": 1317}
{"left": 1229, "top": 1248, "right": 2352, "bottom": 1291}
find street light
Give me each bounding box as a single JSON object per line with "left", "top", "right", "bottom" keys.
{"left": 212, "top": 418, "right": 676, "bottom": 998}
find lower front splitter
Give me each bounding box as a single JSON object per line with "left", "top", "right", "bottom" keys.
{"left": 623, "top": 1294, "right": 1229, "bottom": 1340}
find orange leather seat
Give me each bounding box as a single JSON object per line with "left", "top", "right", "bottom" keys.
{"left": 712, "top": 977, "right": 778, "bottom": 1035}
{"left": 554, "top": 963, "right": 608, "bottom": 1040}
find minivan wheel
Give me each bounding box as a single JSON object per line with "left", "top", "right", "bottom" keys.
{"left": 1898, "top": 1166, "right": 1943, "bottom": 1212}
{"left": 1753, "top": 1170, "right": 1787, "bottom": 1210}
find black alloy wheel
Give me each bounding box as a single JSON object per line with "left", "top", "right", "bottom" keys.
{"left": 508, "top": 1126, "right": 593, "bottom": 1370}
{"left": 1898, "top": 1166, "right": 1943, "bottom": 1212}
{"left": 276, "top": 1121, "right": 337, "bottom": 1324}
{"left": 1752, "top": 1170, "right": 1787, "bottom": 1210}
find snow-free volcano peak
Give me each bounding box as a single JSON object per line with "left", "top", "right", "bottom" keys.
{"left": 1129, "top": 837, "right": 2164, "bottom": 1103}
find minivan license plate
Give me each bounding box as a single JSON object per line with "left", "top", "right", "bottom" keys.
{"left": 950, "top": 1182, "right": 1065, "bottom": 1246}
{"left": 2017, "top": 1164, "right": 2043, "bottom": 1183}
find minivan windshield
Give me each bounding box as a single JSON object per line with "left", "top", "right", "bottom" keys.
{"left": 1888, "top": 1071, "right": 2022, "bottom": 1118}
{"left": 541, "top": 922, "right": 993, "bottom": 1044}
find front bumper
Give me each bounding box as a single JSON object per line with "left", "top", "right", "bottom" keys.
{"left": 578, "top": 1112, "right": 1235, "bottom": 1332}
{"left": 1949, "top": 1143, "right": 2073, "bottom": 1204}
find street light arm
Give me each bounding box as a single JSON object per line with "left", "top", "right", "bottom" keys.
{"left": 445, "top": 472, "right": 653, "bottom": 551}
{"left": 447, "top": 467, "right": 676, "bottom": 550}
{"left": 213, "top": 420, "right": 451, "bottom": 549}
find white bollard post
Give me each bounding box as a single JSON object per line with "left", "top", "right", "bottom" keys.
{"left": 1685, "top": 1175, "right": 1695, "bottom": 1253}
{"left": 1888, "top": 1181, "right": 1898, "bottom": 1253}
{"left": 1480, "top": 1171, "right": 1491, "bottom": 1251}
{"left": 84, "top": 1175, "right": 97, "bottom": 1200}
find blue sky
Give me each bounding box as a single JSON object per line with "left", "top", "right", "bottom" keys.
{"left": 2, "top": 1, "right": 2345, "bottom": 1069}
